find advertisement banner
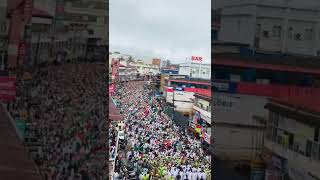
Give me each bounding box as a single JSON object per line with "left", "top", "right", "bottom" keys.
{"left": 204, "top": 133, "right": 210, "bottom": 144}
{"left": 213, "top": 81, "right": 237, "bottom": 93}
{"left": 193, "top": 111, "right": 200, "bottom": 124}
{"left": 0, "top": 77, "right": 16, "bottom": 102}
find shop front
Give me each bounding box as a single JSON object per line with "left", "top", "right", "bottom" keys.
{"left": 262, "top": 147, "right": 288, "bottom": 180}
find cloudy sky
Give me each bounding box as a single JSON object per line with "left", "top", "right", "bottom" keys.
{"left": 109, "top": 0, "right": 211, "bottom": 64}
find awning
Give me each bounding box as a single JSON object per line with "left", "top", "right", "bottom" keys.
{"left": 109, "top": 97, "right": 122, "bottom": 121}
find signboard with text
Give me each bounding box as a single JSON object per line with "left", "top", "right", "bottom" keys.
{"left": 213, "top": 81, "right": 237, "bottom": 93}
{"left": 191, "top": 56, "right": 203, "bottom": 63}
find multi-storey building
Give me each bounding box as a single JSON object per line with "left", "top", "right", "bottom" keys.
{"left": 62, "top": 0, "right": 108, "bottom": 60}
{"left": 191, "top": 91, "right": 211, "bottom": 147}
{"left": 263, "top": 96, "right": 320, "bottom": 180}
{"left": 179, "top": 62, "right": 211, "bottom": 80}
{"left": 218, "top": 0, "right": 320, "bottom": 56}
{"left": 152, "top": 58, "right": 161, "bottom": 69}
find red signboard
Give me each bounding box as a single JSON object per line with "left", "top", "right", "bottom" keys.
{"left": 0, "top": 77, "right": 16, "bottom": 102}
{"left": 192, "top": 56, "right": 203, "bottom": 62}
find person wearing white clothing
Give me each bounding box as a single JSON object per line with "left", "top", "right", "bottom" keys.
{"left": 190, "top": 171, "right": 197, "bottom": 180}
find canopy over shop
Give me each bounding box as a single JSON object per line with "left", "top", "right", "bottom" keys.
{"left": 109, "top": 97, "right": 123, "bottom": 122}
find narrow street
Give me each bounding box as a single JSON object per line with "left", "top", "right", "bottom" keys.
{"left": 111, "top": 81, "right": 211, "bottom": 180}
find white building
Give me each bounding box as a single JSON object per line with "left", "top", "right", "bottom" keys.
{"left": 134, "top": 60, "right": 160, "bottom": 76}
{"left": 212, "top": 91, "right": 268, "bottom": 161}
{"left": 179, "top": 62, "right": 211, "bottom": 79}
{"left": 63, "top": 0, "right": 108, "bottom": 60}
{"left": 218, "top": 0, "right": 320, "bottom": 56}
{"left": 263, "top": 97, "right": 320, "bottom": 180}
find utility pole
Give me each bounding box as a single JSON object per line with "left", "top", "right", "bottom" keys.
{"left": 172, "top": 89, "right": 175, "bottom": 120}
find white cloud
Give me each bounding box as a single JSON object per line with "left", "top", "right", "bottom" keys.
{"left": 110, "top": 0, "right": 211, "bottom": 64}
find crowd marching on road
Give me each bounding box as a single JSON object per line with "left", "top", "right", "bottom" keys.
{"left": 111, "top": 81, "right": 211, "bottom": 180}
{"left": 7, "top": 62, "right": 108, "bottom": 180}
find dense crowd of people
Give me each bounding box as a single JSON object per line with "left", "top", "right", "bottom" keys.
{"left": 112, "top": 81, "right": 211, "bottom": 180}
{"left": 8, "top": 62, "right": 107, "bottom": 180}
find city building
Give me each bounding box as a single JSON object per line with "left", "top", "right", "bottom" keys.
{"left": 30, "top": 0, "right": 56, "bottom": 65}
{"left": 134, "top": 59, "right": 160, "bottom": 76}
{"left": 212, "top": 50, "right": 320, "bottom": 167}
{"left": 62, "top": 0, "right": 108, "bottom": 60}
{"left": 152, "top": 58, "right": 161, "bottom": 69}
{"left": 218, "top": 0, "right": 320, "bottom": 56}
{"left": 178, "top": 56, "right": 211, "bottom": 80}
{"left": 164, "top": 78, "right": 210, "bottom": 116}
{"left": 262, "top": 96, "right": 320, "bottom": 180}
{"left": 190, "top": 91, "right": 211, "bottom": 146}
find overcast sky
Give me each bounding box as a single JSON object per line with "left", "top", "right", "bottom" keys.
{"left": 109, "top": 0, "right": 211, "bottom": 64}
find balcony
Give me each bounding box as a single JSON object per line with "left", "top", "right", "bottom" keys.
{"left": 265, "top": 125, "right": 320, "bottom": 179}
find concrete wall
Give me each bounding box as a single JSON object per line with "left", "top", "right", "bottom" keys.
{"left": 218, "top": 1, "right": 320, "bottom": 55}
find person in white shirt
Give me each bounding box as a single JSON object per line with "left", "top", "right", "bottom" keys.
{"left": 200, "top": 170, "right": 206, "bottom": 180}
{"left": 190, "top": 170, "right": 197, "bottom": 180}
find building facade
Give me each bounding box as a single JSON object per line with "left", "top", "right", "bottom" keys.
{"left": 263, "top": 97, "right": 320, "bottom": 180}
{"left": 152, "top": 58, "right": 161, "bottom": 69}
{"left": 219, "top": 0, "right": 320, "bottom": 56}
{"left": 179, "top": 62, "right": 211, "bottom": 80}
{"left": 62, "top": 0, "right": 108, "bottom": 60}
{"left": 191, "top": 92, "right": 211, "bottom": 145}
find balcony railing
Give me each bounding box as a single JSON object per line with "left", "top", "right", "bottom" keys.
{"left": 266, "top": 123, "right": 320, "bottom": 162}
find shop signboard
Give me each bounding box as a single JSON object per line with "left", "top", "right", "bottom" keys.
{"left": 191, "top": 56, "right": 203, "bottom": 63}
{"left": 213, "top": 81, "right": 237, "bottom": 93}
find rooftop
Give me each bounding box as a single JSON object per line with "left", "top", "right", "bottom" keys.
{"left": 265, "top": 96, "right": 320, "bottom": 127}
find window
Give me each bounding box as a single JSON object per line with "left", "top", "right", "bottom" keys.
{"left": 88, "top": 16, "right": 97, "bottom": 22}
{"left": 263, "top": 30, "right": 269, "bottom": 38}
{"left": 288, "top": 27, "right": 293, "bottom": 39}
{"left": 294, "top": 33, "right": 302, "bottom": 41}
{"left": 272, "top": 26, "right": 281, "bottom": 38}
{"left": 88, "top": 29, "right": 94, "bottom": 35}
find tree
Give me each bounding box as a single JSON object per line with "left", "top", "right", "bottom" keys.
{"left": 128, "top": 56, "right": 134, "bottom": 63}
